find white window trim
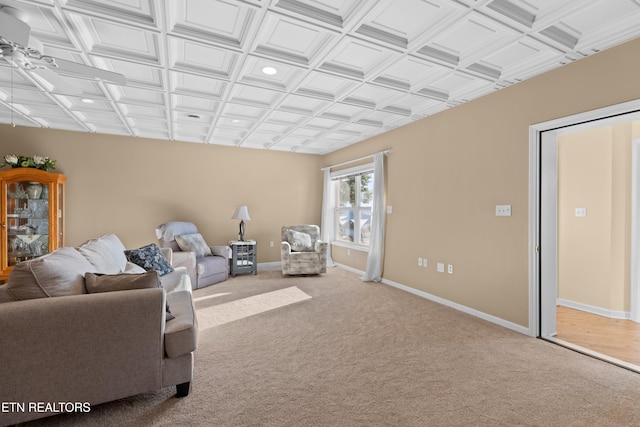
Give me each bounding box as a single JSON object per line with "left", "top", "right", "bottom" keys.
{"left": 332, "top": 162, "right": 374, "bottom": 249}
{"left": 332, "top": 239, "right": 369, "bottom": 252}
{"left": 330, "top": 163, "right": 374, "bottom": 180}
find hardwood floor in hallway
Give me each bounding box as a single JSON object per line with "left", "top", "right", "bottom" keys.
{"left": 556, "top": 306, "right": 640, "bottom": 366}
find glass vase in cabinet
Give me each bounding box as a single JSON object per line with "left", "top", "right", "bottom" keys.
{"left": 0, "top": 168, "right": 66, "bottom": 281}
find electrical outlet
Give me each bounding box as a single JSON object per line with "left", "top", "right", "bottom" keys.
{"left": 448, "top": 264, "right": 454, "bottom": 274}
{"left": 418, "top": 257, "right": 423, "bottom": 267}
{"left": 496, "top": 205, "right": 512, "bottom": 216}
{"left": 423, "top": 258, "right": 428, "bottom": 268}
{"left": 269, "top": 241, "right": 274, "bottom": 247}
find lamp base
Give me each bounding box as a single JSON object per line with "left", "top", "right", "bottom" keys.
{"left": 238, "top": 220, "right": 245, "bottom": 241}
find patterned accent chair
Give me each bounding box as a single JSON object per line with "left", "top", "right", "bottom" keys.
{"left": 281, "top": 225, "right": 327, "bottom": 275}
{"left": 156, "top": 222, "right": 229, "bottom": 289}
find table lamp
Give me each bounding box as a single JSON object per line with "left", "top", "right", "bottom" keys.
{"left": 231, "top": 205, "right": 251, "bottom": 241}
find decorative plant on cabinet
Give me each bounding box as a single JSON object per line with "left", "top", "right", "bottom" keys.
{"left": 0, "top": 168, "right": 66, "bottom": 280}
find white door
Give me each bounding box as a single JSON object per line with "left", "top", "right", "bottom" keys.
{"left": 540, "top": 128, "right": 558, "bottom": 338}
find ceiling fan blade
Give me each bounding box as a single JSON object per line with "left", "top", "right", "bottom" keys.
{"left": 31, "top": 67, "right": 82, "bottom": 95}
{"left": 0, "top": 7, "right": 31, "bottom": 47}
{"left": 50, "top": 57, "right": 126, "bottom": 85}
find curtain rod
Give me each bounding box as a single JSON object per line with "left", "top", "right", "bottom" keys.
{"left": 320, "top": 149, "right": 389, "bottom": 171}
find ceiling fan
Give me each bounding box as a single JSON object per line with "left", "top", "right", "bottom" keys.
{"left": 0, "top": 4, "right": 126, "bottom": 95}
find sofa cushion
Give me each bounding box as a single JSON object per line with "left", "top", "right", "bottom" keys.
{"left": 164, "top": 290, "right": 198, "bottom": 358}
{"left": 125, "top": 262, "right": 146, "bottom": 274}
{"left": 125, "top": 243, "right": 174, "bottom": 276}
{"left": 196, "top": 255, "right": 227, "bottom": 277}
{"left": 175, "top": 233, "right": 212, "bottom": 257}
{"left": 6, "top": 247, "right": 95, "bottom": 300}
{"left": 85, "top": 270, "right": 160, "bottom": 293}
{"left": 77, "top": 234, "right": 128, "bottom": 274}
{"left": 0, "top": 284, "right": 15, "bottom": 303}
{"left": 285, "top": 229, "right": 313, "bottom": 252}
{"left": 85, "top": 270, "right": 175, "bottom": 320}
{"left": 156, "top": 221, "right": 199, "bottom": 243}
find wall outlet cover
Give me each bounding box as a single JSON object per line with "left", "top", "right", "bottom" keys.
{"left": 496, "top": 205, "right": 512, "bottom": 216}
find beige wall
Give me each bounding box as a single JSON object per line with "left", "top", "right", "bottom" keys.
{"left": 322, "top": 37, "right": 640, "bottom": 328}
{"left": 0, "top": 127, "right": 323, "bottom": 263}
{"left": 557, "top": 123, "right": 635, "bottom": 312}
{"left": 3, "top": 36, "right": 640, "bottom": 328}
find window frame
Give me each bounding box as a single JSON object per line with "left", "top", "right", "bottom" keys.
{"left": 331, "top": 163, "right": 374, "bottom": 251}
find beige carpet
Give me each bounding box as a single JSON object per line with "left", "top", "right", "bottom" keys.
{"left": 22, "top": 267, "right": 640, "bottom": 426}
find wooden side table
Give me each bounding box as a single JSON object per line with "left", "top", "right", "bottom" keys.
{"left": 229, "top": 240, "right": 257, "bottom": 277}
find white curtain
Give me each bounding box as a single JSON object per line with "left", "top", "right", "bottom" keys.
{"left": 321, "top": 166, "right": 335, "bottom": 266}
{"left": 363, "top": 152, "right": 386, "bottom": 282}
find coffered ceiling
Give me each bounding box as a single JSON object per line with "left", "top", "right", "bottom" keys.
{"left": 0, "top": 0, "right": 639, "bottom": 155}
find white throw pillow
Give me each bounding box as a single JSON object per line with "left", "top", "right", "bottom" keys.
{"left": 175, "top": 233, "right": 212, "bottom": 257}
{"left": 286, "top": 229, "right": 313, "bottom": 252}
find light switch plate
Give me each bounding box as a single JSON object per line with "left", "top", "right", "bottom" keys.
{"left": 437, "top": 262, "right": 445, "bottom": 273}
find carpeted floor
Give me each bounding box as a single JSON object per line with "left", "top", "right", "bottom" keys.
{"left": 22, "top": 267, "right": 640, "bottom": 426}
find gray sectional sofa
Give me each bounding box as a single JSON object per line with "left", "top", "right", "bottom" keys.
{"left": 0, "top": 234, "right": 198, "bottom": 426}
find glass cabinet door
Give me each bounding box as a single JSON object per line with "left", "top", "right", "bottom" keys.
{"left": 5, "top": 181, "right": 50, "bottom": 268}
{"left": 1, "top": 169, "right": 66, "bottom": 281}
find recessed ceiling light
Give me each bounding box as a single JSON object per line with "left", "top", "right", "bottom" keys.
{"left": 262, "top": 66, "right": 277, "bottom": 75}
{"left": 81, "top": 98, "right": 94, "bottom": 104}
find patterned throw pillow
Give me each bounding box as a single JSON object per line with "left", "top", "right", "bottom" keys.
{"left": 175, "top": 233, "right": 212, "bottom": 257}
{"left": 286, "top": 229, "right": 313, "bottom": 252}
{"left": 124, "top": 243, "right": 174, "bottom": 276}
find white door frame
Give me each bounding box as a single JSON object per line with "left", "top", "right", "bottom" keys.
{"left": 528, "top": 99, "right": 640, "bottom": 337}
{"left": 631, "top": 138, "right": 640, "bottom": 322}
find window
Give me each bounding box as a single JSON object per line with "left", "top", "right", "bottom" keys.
{"left": 332, "top": 164, "right": 374, "bottom": 246}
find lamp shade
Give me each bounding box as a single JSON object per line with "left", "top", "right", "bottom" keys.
{"left": 231, "top": 205, "right": 251, "bottom": 221}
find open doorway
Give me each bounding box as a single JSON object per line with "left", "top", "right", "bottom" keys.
{"left": 530, "top": 100, "right": 640, "bottom": 371}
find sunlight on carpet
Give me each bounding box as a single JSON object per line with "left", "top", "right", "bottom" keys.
{"left": 197, "top": 286, "right": 312, "bottom": 330}
{"left": 193, "top": 292, "right": 232, "bottom": 302}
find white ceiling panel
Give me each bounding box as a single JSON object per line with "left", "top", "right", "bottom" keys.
{"left": 112, "top": 86, "right": 165, "bottom": 105}
{"left": 0, "top": 0, "right": 638, "bottom": 154}
{"left": 97, "top": 57, "right": 163, "bottom": 89}
{"left": 170, "top": 72, "right": 226, "bottom": 98}
{"left": 72, "top": 110, "right": 121, "bottom": 123}
{"left": 67, "top": 13, "right": 161, "bottom": 63}
{"left": 135, "top": 128, "right": 170, "bottom": 140}
{"left": 254, "top": 12, "right": 338, "bottom": 66}
{"left": 167, "top": 0, "right": 255, "bottom": 48}
{"left": 126, "top": 116, "right": 166, "bottom": 129}
{"left": 173, "top": 131, "right": 206, "bottom": 143}
{"left": 169, "top": 36, "right": 238, "bottom": 78}
{"left": 120, "top": 104, "right": 166, "bottom": 119}
{"left": 171, "top": 94, "right": 218, "bottom": 114}
{"left": 63, "top": 0, "right": 157, "bottom": 26}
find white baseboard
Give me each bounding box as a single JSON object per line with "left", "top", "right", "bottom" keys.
{"left": 333, "top": 262, "right": 364, "bottom": 277}
{"left": 382, "top": 278, "right": 530, "bottom": 335}
{"left": 333, "top": 263, "right": 529, "bottom": 335}
{"left": 258, "top": 262, "right": 281, "bottom": 271}
{"left": 557, "top": 298, "right": 630, "bottom": 320}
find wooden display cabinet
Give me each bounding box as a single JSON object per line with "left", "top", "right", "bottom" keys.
{"left": 0, "top": 168, "right": 66, "bottom": 281}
